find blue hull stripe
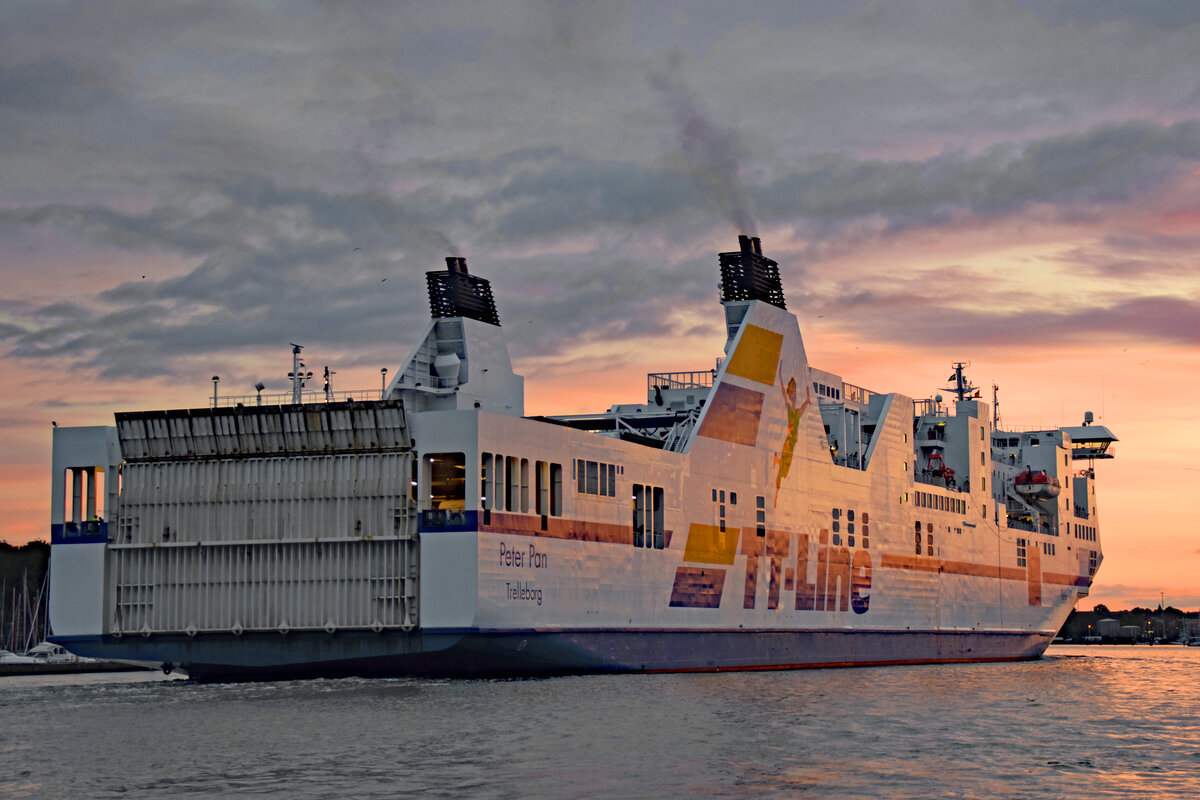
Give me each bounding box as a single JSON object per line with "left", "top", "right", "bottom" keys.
{"left": 51, "top": 521, "right": 109, "bottom": 545}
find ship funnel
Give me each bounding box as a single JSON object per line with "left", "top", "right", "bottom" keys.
{"left": 427, "top": 257, "right": 500, "bottom": 326}
{"left": 719, "top": 236, "right": 786, "bottom": 309}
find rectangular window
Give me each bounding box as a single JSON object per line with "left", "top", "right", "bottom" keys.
{"left": 506, "top": 456, "right": 518, "bottom": 512}
{"left": 756, "top": 495, "right": 765, "bottom": 538}
{"left": 520, "top": 458, "right": 530, "bottom": 513}
{"left": 481, "top": 452, "right": 493, "bottom": 510}
{"left": 1016, "top": 538, "right": 1027, "bottom": 568}
{"left": 427, "top": 452, "right": 466, "bottom": 511}
{"left": 550, "top": 463, "right": 563, "bottom": 516}
{"left": 652, "top": 487, "right": 664, "bottom": 549}
{"left": 576, "top": 460, "right": 620, "bottom": 497}
{"left": 632, "top": 484, "right": 645, "bottom": 547}
{"left": 632, "top": 484, "right": 665, "bottom": 549}
{"left": 535, "top": 460, "right": 547, "bottom": 515}
{"left": 494, "top": 454, "right": 505, "bottom": 510}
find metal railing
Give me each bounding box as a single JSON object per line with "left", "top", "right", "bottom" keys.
{"left": 647, "top": 370, "right": 716, "bottom": 392}
{"left": 211, "top": 388, "right": 383, "bottom": 408}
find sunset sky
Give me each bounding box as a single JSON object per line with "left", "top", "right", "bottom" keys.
{"left": 2, "top": 1, "right": 1198, "bottom": 610}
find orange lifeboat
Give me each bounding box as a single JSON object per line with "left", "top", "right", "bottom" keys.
{"left": 1015, "top": 468, "right": 1060, "bottom": 499}
{"left": 926, "top": 451, "right": 955, "bottom": 483}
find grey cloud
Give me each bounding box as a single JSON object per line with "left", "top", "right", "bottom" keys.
{"left": 819, "top": 290, "right": 1200, "bottom": 351}
{"left": 1043, "top": 246, "right": 1198, "bottom": 281}
{"left": 422, "top": 147, "right": 566, "bottom": 181}
{"left": 490, "top": 157, "right": 700, "bottom": 237}
{"left": 0, "top": 322, "right": 28, "bottom": 339}
{"left": 3, "top": 175, "right": 466, "bottom": 377}
{"left": 757, "top": 120, "right": 1200, "bottom": 232}
{"left": 0, "top": 58, "right": 121, "bottom": 112}
{"left": 1015, "top": 0, "right": 1200, "bottom": 29}
{"left": 33, "top": 302, "right": 93, "bottom": 320}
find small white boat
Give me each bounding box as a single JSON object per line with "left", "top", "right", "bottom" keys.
{"left": 0, "top": 648, "right": 39, "bottom": 665}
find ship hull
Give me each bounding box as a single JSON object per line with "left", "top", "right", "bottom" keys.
{"left": 53, "top": 627, "right": 1053, "bottom": 682}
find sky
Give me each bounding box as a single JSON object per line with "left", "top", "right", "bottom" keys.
{"left": 1, "top": 0, "right": 1198, "bottom": 611}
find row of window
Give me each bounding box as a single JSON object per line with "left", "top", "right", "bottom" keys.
{"left": 1074, "top": 523, "right": 1097, "bottom": 541}
{"left": 1043, "top": 542, "right": 1056, "bottom": 556}
{"left": 915, "top": 491, "right": 965, "bottom": 515}
{"left": 831, "top": 507, "right": 870, "bottom": 549}
{"left": 481, "top": 453, "right": 564, "bottom": 517}
{"left": 575, "top": 459, "right": 621, "bottom": 497}
{"left": 813, "top": 381, "right": 841, "bottom": 400}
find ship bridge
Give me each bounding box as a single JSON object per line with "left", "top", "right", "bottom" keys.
{"left": 1060, "top": 424, "right": 1118, "bottom": 460}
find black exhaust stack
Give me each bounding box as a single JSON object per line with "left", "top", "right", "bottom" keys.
{"left": 718, "top": 235, "right": 786, "bottom": 309}
{"left": 426, "top": 256, "right": 501, "bottom": 326}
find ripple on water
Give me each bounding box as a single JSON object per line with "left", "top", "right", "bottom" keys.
{"left": 2, "top": 646, "right": 1199, "bottom": 799}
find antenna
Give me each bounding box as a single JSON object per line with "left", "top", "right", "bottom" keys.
{"left": 287, "top": 344, "right": 312, "bottom": 404}
{"left": 323, "top": 366, "right": 336, "bottom": 402}
{"left": 945, "top": 361, "right": 975, "bottom": 402}
{"left": 992, "top": 383, "right": 1001, "bottom": 430}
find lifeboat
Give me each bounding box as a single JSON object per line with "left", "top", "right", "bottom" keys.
{"left": 1014, "top": 468, "right": 1060, "bottom": 499}
{"left": 926, "top": 451, "right": 956, "bottom": 483}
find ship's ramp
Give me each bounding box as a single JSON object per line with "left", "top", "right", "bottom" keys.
{"left": 109, "top": 401, "right": 419, "bottom": 637}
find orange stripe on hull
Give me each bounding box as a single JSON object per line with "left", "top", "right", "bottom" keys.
{"left": 882, "top": 553, "right": 1087, "bottom": 587}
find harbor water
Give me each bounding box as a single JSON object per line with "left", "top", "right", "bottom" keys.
{"left": 2, "top": 645, "right": 1198, "bottom": 799}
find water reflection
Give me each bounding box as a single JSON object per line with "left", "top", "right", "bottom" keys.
{"left": 1, "top": 646, "right": 1198, "bottom": 799}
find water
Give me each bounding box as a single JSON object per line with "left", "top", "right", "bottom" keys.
{"left": 2, "top": 645, "right": 1198, "bottom": 799}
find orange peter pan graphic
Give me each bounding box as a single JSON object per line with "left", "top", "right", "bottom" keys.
{"left": 772, "top": 366, "right": 811, "bottom": 506}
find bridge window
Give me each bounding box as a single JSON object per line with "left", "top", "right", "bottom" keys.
{"left": 427, "top": 453, "right": 465, "bottom": 510}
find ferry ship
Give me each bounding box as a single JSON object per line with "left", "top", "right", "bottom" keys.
{"left": 48, "top": 236, "right": 1115, "bottom": 680}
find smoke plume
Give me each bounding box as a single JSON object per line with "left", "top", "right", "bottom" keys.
{"left": 649, "top": 62, "right": 758, "bottom": 236}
